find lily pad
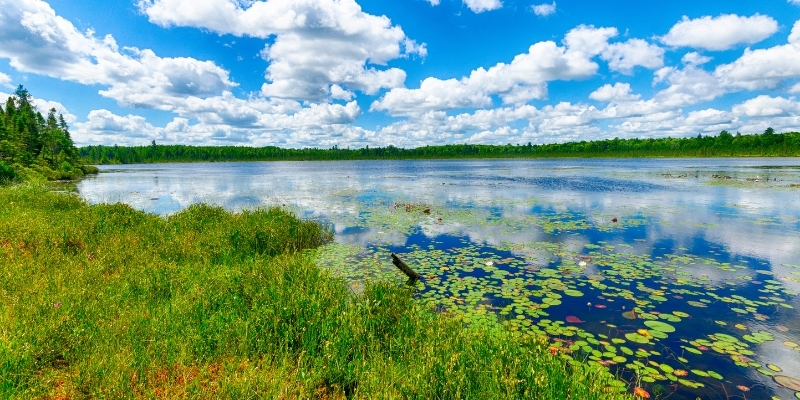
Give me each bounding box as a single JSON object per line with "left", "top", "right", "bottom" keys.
{"left": 672, "top": 311, "right": 689, "bottom": 318}
{"left": 622, "top": 310, "right": 637, "bottom": 320}
{"left": 774, "top": 375, "right": 800, "bottom": 391}
{"left": 658, "top": 313, "right": 681, "bottom": 322}
{"left": 625, "top": 332, "right": 650, "bottom": 344}
{"left": 644, "top": 320, "right": 676, "bottom": 333}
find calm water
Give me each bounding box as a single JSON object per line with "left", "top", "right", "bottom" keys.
{"left": 77, "top": 159, "right": 800, "bottom": 399}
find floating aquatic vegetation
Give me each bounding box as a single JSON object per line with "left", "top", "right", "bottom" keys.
{"left": 775, "top": 375, "right": 800, "bottom": 391}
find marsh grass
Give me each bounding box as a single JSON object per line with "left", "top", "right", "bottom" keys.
{"left": 0, "top": 184, "right": 631, "bottom": 399}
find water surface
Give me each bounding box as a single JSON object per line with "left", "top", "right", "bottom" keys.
{"left": 78, "top": 159, "right": 800, "bottom": 399}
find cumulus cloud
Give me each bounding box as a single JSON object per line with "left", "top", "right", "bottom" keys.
{"left": 532, "top": 2, "right": 556, "bottom": 17}
{"left": 372, "top": 25, "right": 664, "bottom": 116}
{"left": 138, "top": 0, "right": 424, "bottom": 101}
{"left": 463, "top": 0, "right": 502, "bottom": 13}
{"left": 0, "top": 0, "right": 236, "bottom": 108}
{"left": 661, "top": 14, "right": 779, "bottom": 51}
{"left": 589, "top": 83, "right": 641, "bottom": 103}
{"left": 714, "top": 21, "right": 800, "bottom": 90}
{"left": 0, "top": 0, "right": 373, "bottom": 146}
{"left": 0, "top": 72, "right": 12, "bottom": 88}
{"left": 681, "top": 52, "right": 712, "bottom": 66}
{"left": 653, "top": 65, "right": 725, "bottom": 108}
{"left": 685, "top": 108, "right": 733, "bottom": 126}
{"left": 370, "top": 32, "right": 606, "bottom": 116}
{"left": 6, "top": 0, "right": 800, "bottom": 148}
{"left": 732, "top": 95, "right": 800, "bottom": 117}
{"left": 600, "top": 39, "right": 665, "bottom": 74}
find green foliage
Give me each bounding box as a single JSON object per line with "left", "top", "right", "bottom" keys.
{"left": 1, "top": 85, "right": 94, "bottom": 181}
{"left": 79, "top": 129, "right": 800, "bottom": 164}
{"left": 0, "top": 161, "right": 18, "bottom": 184}
{"left": 0, "top": 185, "right": 631, "bottom": 399}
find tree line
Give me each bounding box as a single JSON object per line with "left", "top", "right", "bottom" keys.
{"left": 1, "top": 86, "right": 95, "bottom": 182}
{"left": 80, "top": 128, "right": 800, "bottom": 165}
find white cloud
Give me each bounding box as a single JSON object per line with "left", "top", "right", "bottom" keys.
{"left": 562, "top": 25, "right": 618, "bottom": 56}
{"left": 0, "top": 0, "right": 373, "bottom": 147}
{"left": 373, "top": 24, "right": 667, "bottom": 116}
{"left": 653, "top": 65, "right": 726, "bottom": 108}
{"left": 373, "top": 25, "right": 620, "bottom": 116}
{"left": 685, "top": 108, "right": 733, "bottom": 126}
{"left": 600, "top": 39, "right": 665, "bottom": 74}
{"left": 138, "top": 0, "right": 424, "bottom": 101}
{"left": 0, "top": 72, "right": 12, "bottom": 88}
{"left": 330, "top": 84, "right": 354, "bottom": 101}
{"left": 532, "top": 2, "right": 556, "bottom": 17}
{"left": 732, "top": 95, "right": 800, "bottom": 117}
{"left": 714, "top": 21, "right": 800, "bottom": 91}
{"left": 681, "top": 52, "right": 712, "bottom": 66}
{"left": 426, "top": 0, "right": 441, "bottom": 5}
{"left": 661, "top": 14, "right": 778, "bottom": 51}
{"left": 0, "top": 0, "right": 236, "bottom": 107}
{"left": 463, "top": 0, "right": 502, "bottom": 13}
{"left": 589, "top": 83, "right": 641, "bottom": 103}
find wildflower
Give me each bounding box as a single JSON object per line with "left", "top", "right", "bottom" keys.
{"left": 633, "top": 387, "right": 650, "bottom": 398}
{"left": 548, "top": 346, "right": 558, "bottom": 355}
{"left": 53, "top": 302, "right": 61, "bottom": 308}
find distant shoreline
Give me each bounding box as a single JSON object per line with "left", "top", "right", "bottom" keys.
{"left": 80, "top": 129, "right": 800, "bottom": 165}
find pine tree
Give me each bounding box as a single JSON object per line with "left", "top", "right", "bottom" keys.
{"left": 0, "top": 85, "right": 87, "bottom": 181}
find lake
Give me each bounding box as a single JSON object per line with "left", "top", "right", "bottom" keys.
{"left": 77, "top": 158, "right": 800, "bottom": 399}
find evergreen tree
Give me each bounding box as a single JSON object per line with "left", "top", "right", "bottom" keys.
{"left": 0, "top": 85, "right": 88, "bottom": 181}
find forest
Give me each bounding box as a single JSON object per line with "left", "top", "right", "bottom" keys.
{"left": 80, "top": 129, "right": 800, "bottom": 165}
{"left": 0, "top": 86, "right": 95, "bottom": 182}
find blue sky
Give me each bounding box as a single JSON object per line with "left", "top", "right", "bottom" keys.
{"left": 1, "top": 0, "right": 800, "bottom": 147}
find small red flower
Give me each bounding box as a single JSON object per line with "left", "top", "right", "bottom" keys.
{"left": 612, "top": 218, "right": 618, "bottom": 223}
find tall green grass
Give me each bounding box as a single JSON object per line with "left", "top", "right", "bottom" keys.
{"left": 0, "top": 184, "right": 632, "bottom": 399}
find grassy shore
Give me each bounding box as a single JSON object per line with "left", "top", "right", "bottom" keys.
{"left": 0, "top": 184, "right": 632, "bottom": 399}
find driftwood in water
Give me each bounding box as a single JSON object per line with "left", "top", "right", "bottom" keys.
{"left": 391, "top": 253, "right": 420, "bottom": 283}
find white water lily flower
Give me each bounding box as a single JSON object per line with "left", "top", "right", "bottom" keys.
{"left": 486, "top": 260, "right": 494, "bottom": 266}
{"left": 579, "top": 261, "right": 587, "bottom": 267}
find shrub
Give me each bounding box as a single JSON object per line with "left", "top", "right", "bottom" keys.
{"left": 0, "top": 161, "right": 19, "bottom": 184}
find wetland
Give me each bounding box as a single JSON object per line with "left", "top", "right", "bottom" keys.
{"left": 77, "top": 158, "right": 800, "bottom": 399}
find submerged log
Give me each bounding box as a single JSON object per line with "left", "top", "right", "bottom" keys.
{"left": 391, "top": 253, "right": 420, "bottom": 283}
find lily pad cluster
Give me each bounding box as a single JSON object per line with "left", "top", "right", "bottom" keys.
{"left": 308, "top": 195, "right": 800, "bottom": 399}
